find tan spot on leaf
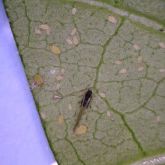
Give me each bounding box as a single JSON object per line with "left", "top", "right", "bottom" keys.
{"left": 71, "top": 28, "right": 77, "bottom": 36}
{"left": 61, "top": 68, "right": 65, "bottom": 74}
{"left": 50, "top": 44, "right": 61, "bottom": 55}
{"left": 56, "top": 75, "right": 64, "bottom": 81}
{"left": 38, "top": 24, "right": 51, "bottom": 35}
{"left": 53, "top": 95, "right": 62, "bottom": 100}
{"left": 33, "top": 74, "right": 44, "bottom": 86}
{"left": 114, "top": 60, "right": 122, "bottom": 65}
{"left": 159, "top": 68, "right": 165, "bottom": 73}
{"left": 138, "top": 66, "right": 144, "bottom": 72}
{"left": 159, "top": 42, "right": 165, "bottom": 49}
{"left": 40, "top": 111, "right": 46, "bottom": 120}
{"left": 29, "top": 80, "right": 37, "bottom": 89}
{"left": 119, "top": 68, "right": 128, "bottom": 74}
{"left": 53, "top": 91, "right": 63, "bottom": 101}
{"left": 108, "top": 15, "right": 117, "bottom": 24}
{"left": 133, "top": 44, "right": 141, "bottom": 50}
{"left": 50, "top": 69, "right": 56, "bottom": 75}
{"left": 72, "top": 8, "right": 77, "bottom": 15}
{"left": 68, "top": 104, "right": 72, "bottom": 110}
{"left": 66, "top": 37, "right": 73, "bottom": 45}
{"left": 99, "top": 92, "right": 106, "bottom": 98}
{"left": 35, "top": 28, "right": 42, "bottom": 35}
{"left": 75, "top": 124, "right": 87, "bottom": 135}
{"left": 107, "top": 111, "right": 111, "bottom": 117}
{"left": 58, "top": 115, "right": 64, "bottom": 125}
{"left": 156, "top": 116, "right": 160, "bottom": 123}
{"left": 72, "top": 36, "right": 79, "bottom": 45}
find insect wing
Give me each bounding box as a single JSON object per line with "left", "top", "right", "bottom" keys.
{"left": 85, "top": 96, "right": 92, "bottom": 108}
{"left": 83, "top": 90, "right": 92, "bottom": 108}
{"left": 80, "top": 89, "right": 92, "bottom": 108}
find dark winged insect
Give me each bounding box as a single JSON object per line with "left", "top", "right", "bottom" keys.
{"left": 73, "top": 89, "right": 92, "bottom": 132}
{"left": 81, "top": 89, "right": 92, "bottom": 108}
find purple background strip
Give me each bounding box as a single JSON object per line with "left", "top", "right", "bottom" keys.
{"left": 0, "top": 1, "right": 57, "bottom": 165}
